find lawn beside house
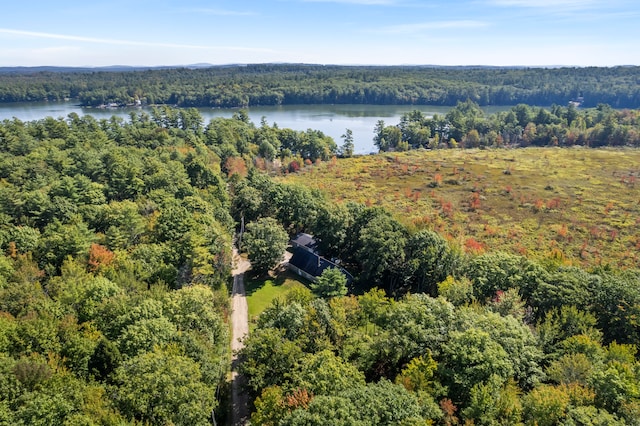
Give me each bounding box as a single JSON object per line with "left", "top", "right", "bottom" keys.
{"left": 245, "top": 271, "right": 309, "bottom": 329}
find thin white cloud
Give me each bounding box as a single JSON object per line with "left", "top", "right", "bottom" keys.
{"left": 0, "top": 28, "right": 273, "bottom": 53}
{"left": 487, "top": 0, "right": 633, "bottom": 21}
{"left": 380, "top": 20, "right": 489, "bottom": 34}
{"left": 489, "top": 0, "right": 596, "bottom": 8}
{"left": 302, "top": 0, "right": 399, "bottom": 5}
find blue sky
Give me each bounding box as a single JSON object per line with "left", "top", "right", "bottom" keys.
{"left": 1, "top": 0, "right": 638, "bottom": 67}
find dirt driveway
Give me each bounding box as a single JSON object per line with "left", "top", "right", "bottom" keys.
{"left": 230, "top": 250, "right": 251, "bottom": 425}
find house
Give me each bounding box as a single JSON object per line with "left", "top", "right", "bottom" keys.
{"left": 288, "top": 233, "right": 353, "bottom": 285}
{"left": 290, "top": 232, "right": 318, "bottom": 253}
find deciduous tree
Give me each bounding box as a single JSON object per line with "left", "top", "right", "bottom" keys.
{"left": 311, "top": 268, "right": 348, "bottom": 298}
{"left": 243, "top": 217, "right": 288, "bottom": 275}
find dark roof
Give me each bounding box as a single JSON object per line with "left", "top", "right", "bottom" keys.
{"left": 290, "top": 232, "right": 318, "bottom": 252}
{"left": 289, "top": 247, "right": 332, "bottom": 277}
{"left": 289, "top": 247, "right": 353, "bottom": 284}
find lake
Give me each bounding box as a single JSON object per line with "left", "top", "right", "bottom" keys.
{"left": 0, "top": 101, "right": 509, "bottom": 154}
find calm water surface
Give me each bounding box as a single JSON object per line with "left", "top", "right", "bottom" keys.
{"left": 0, "top": 101, "right": 508, "bottom": 154}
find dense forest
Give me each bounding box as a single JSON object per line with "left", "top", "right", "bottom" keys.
{"left": 0, "top": 106, "right": 344, "bottom": 424}
{"left": 373, "top": 100, "right": 640, "bottom": 150}
{"left": 1, "top": 106, "right": 640, "bottom": 424}
{"left": 1, "top": 64, "right": 640, "bottom": 108}
{"left": 0, "top": 109, "right": 243, "bottom": 424}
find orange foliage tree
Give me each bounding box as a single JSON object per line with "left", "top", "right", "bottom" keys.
{"left": 88, "top": 243, "right": 115, "bottom": 272}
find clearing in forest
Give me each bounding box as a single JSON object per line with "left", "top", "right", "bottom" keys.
{"left": 280, "top": 147, "right": 640, "bottom": 269}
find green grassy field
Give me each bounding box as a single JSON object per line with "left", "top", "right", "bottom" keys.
{"left": 280, "top": 147, "right": 640, "bottom": 269}
{"left": 245, "top": 271, "right": 309, "bottom": 327}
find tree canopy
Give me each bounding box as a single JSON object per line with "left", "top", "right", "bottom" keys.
{"left": 374, "top": 100, "right": 640, "bottom": 151}
{"left": 2, "top": 64, "right": 640, "bottom": 109}
{"left": 1, "top": 102, "right": 640, "bottom": 424}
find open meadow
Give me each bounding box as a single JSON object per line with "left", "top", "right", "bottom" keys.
{"left": 280, "top": 148, "right": 640, "bottom": 269}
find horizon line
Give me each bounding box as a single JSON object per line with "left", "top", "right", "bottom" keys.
{"left": 1, "top": 62, "right": 638, "bottom": 69}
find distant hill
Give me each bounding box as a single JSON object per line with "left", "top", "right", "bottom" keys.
{"left": 0, "top": 64, "right": 218, "bottom": 74}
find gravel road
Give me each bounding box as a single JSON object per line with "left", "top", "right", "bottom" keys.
{"left": 230, "top": 250, "right": 251, "bottom": 426}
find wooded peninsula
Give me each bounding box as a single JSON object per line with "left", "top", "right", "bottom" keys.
{"left": 1, "top": 64, "right": 639, "bottom": 108}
